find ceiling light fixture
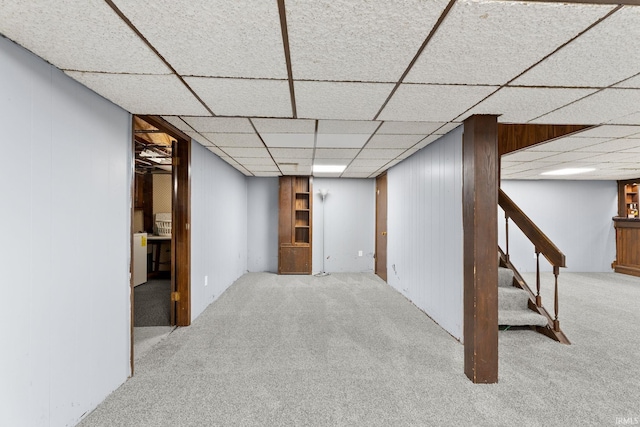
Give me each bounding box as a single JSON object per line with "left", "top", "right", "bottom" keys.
{"left": 540, "top": 167, "right": 596, "bottom": 176}
{"left": 313, "top": 165, "right": 346, "bottom": 173}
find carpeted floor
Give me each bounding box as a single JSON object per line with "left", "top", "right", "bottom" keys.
{"left": 134, "top": 279, "right": 171, "bottom": 327}
{"left": 80, "top": 272, "right": 640, "bottom": 426}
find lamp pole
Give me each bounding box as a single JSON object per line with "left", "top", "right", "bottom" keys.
{"left": 315, "top": 189, "right": 329, "bottom": 277}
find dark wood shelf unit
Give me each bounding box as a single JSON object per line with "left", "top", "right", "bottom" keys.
{"left": 614, "top": 178, "right": 640, "bottom": 277}
{"left": 279, "top": 176, "right": 313, "bottom": 274}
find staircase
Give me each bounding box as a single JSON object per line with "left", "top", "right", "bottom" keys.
{"left": 498, "top": 265, "right": 547, "bottom": 328}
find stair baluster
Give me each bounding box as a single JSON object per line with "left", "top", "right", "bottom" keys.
{"left": 505, "top": 212, "right": 510, "bottom": 263}
{"left": 535, "top": 250, "right": 542, "bottom": 307}
{"left": 553, "top": 266, "right": 560, "bottom": 332}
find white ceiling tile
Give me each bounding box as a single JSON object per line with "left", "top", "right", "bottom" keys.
{"left": 232, "top": 157, "right": 276, "bottom": 166}
{"left": 366, "top": 134, "right": 426, "bottom": 149}
{"left": 607, "top": 112, "right": 640, "bottom": 125}
{"left": 341, "top": 173, "right": 374, "bottom": 178}
{"left": 0, "top": 0, "right": 170, "bottom": 74}
{"left": 161, "top": 116, "right": 192, "bottom": 132}
{"left": 317, "top": 120, "right": 380, "bottom": 135}
{"left": 286, "top": 0, "right": 449, "bottom": 82}
{"left": 406, "top": 1, "right": 614, "bottom": 85}
{"left": 65, "top": 72, "right": 209, "bottom": 115}
{"left": 574, "top": 139, "right": 640, "bottom": 153}
{"left": 514, "top": 6, "right": 640, "bottom": 87}
{"left": 535, "top": 151, "right": 597, "bottom": 162}
{"left": 577, "top": 125, "right": 640, "bottom": 138}
{"left": 526, "top": 136, "right": 609, "bottom": 152}
{"left": 413, "top": 135, "right": 441, "bottom": 150}
{"left": 377, "top": 121, "right": 444, "bottom": 135}
{"left": 252, "top": 119, "right": 315, "bottom": 134}
{"left": 111, "top": 0, "right": 286, "bottom": 79}
{"left": 244, "top": 164, "right": 279, "bottom": 172}
{"left": 616, "top": 74, "right": 640, "bottom": 88}
{"left": 357, "top": 149, "right": 405, "bottom": 160}
{"left": 280, "top": 164, "right": 312, "bottom": 175}
{"left": 618, "top": 140, "right": 640, "bottom": 153}
{"left": 503, "top": 151, "right": 556, "bottom": 162}
{"left": 532, "top": 89, "right": 640, "bottom": 125}
{"left": 185, "top": 78, "right": 292, "bottom": 117}
{"left": 261, "top": 134, "right": 315, "bottom": 148}
{"left": 350, "top": 159, "right": 390, "bottom": 167}
{"left": 295, "top": 81, "right": 393, "bottom": 120}
{"left": 314, "top": 149, "right": 360, "bottom": 159}
{"left": 434, "top": 122, "right": 462, "bottom": 135}
{"left": 278, "top": 159, "right": 312, "bottom": 166}
{"left": 252, "top": 171, "right": 282, "bottom": 177}
{"left": 347, "top": 165, "right": 382, "bottom": 173}
{"left": 464, "top": 87, "right": 597, "bottom": 123}
{"left": 183, "top": 117, "right": 254, "bottom": 133}
{"left": 207, "top": 146, "right": 226, "bottom": 157}
{"left": 580, "top": 152, "right": 640, "bottom": 162}
{"left": 378, "top": 84, "right": 498, "bottom": 122}
{"left": 221, "top": 147, "right": 270, "bottom": 158}
{"left": 206, "top": 133, "right": 264, "bottom": 148}
{"left": 270, "top": 148, "right": 313, "bottom": 160}
{"left": 316, "top": 134, "right": 371, "bottom": 149}
{"left": 184, "top": 131, "right": 212, "bottom": 146}
{"left": 397, "top": 148, "right": 419, "bottom": 160}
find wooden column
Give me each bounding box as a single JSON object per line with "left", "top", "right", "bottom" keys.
{"left": 463, "top": 115, "right": 499, "bottom": 384}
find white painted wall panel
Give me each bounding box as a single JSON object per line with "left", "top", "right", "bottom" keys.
{"left": 0, "top": 37, "right": 131, "bottom": 427}
{"left": 190, "top": 141, "right": 248, "bottom": 321}
{"left": 499, "top": 180, "right": 617, "bottom": 273}
{"left": 387, "top": 127, "right": 464, "bottom": 340}
{"left": 312, "top": 178, "right": 375, "bottom": 273}
{"left": 247, "top": 177, "right": 279, "bottom": 273}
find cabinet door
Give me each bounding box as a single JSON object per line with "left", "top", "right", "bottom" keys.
{"left": 279, "top": 246, "right": 310, "bottom": 274}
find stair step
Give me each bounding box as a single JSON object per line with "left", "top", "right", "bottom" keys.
{"left": 499, "top": 310, "right": 548, "bottom": 327}
{"left": 498, "top": 286, "right": 530, "bottom": 310}
{"left": 498, "top": 267, "right": 514, "bottom": 288}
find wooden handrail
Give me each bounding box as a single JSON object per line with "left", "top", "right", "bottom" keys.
{"left": 498, "top": 189, "right": 566, "bottom": 268}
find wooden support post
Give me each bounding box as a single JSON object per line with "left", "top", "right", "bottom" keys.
{"left": 463, "top": 115, "right": 499, "bottom": 384}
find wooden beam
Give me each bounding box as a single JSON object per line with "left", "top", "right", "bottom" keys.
{"left": 463, "top": 115, "right": 499, "bottom": 384}
{"left": 501, "top": 0, "right": 640, "bottom": 5}
{"left": 498, "top": 124, "right": 591, "bottom": 156}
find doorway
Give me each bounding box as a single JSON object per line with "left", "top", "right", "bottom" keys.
{"left": 375, "top": 173, "right": 388, "bottom": 281}
{"left": 130, "top": 115, "right": 191, "bottom": 370}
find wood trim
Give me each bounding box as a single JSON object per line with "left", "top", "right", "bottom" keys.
{"left": 173, "top": 136, "right": 191, "bottom": 326}
{"left": 499, "top": 189, "right": 566, "bottom": 268}
{"left": 375, "top": 173, "right": 388, "bottom": 281}
{"left": 463, "top": 114, "right": 499, "bottom": 384}
{"left": 277, "top": 0, "right": 297, "bottom": 118}
{"left": 498, "top": 124, "right": 592, "bottom": 156}
{"left": 500, "top": 0, "right": 640, "bottom": 5}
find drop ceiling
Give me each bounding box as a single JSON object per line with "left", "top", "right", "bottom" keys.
{"left": 2, "top": 0, "right": 640, "bottom": 179}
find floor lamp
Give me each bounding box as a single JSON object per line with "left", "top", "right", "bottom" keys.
{"left": 315, "top": 188, "right": 330, "bottom": 277}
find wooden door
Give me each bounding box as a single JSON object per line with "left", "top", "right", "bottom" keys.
{"left": 375, "top": 173, "right": 388, "bottom": 281}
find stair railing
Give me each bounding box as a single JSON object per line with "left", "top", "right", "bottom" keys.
{"left": 499, "top": 189, "right": 566, "bottom": 335}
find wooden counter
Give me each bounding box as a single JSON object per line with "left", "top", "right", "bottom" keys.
{"left": 613, "top": 217, "right": 640, "bottom": 277}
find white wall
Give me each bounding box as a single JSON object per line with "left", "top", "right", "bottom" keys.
{"left": 312, "top": 178, "right": 375, "bottom": 273}
{"left": 387, "top": 127, "right": 464, "bottom": 340}
{"left": 500, "top": 180, "right": 617, "bottom": 272}
{"left": 190, "top": 141, "right": 248, "bottom": 320}
{"left": 247, "top": 177, "right": 279, "bottom": 273}
{"left": 0, "top": 37, "right": 131, "bottom": 427}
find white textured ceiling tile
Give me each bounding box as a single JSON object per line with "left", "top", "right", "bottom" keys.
{"left": 220, "top": 147, "right": 270, "bottom": 158}
{"left": 413, "top": 135, "right": 441, "bottom": 150}
{"left": 618, "top": 140, "right": 640, "bottom": 153}
{"left": 65, "top": 72, "right": 209, "bottom": 115}
{"left": 314, "top": 149, "right": 360, "bottom": 159}
{"left": 252, "top": 171, "right": 282, "bottom": 177}
{"left": 232, "top": 157, "right": 276, "bottom": 166}
{"left": 377, "top": 121, "right": 444, "bottom": 135}
{"left": 280, "top": 165, "right": 312, "bottom": 175}
{"left": 0, "top": 0, "right": 170, "bottom": 74}
{"left": 434, "top": 122, "right": 462, "bottom": 135}
{"left": 111, "top": 0, "right": 286, "bottom": 78}
{"left": 351, "top": 159, "right": 390, "bottom": 167}
{"left": 207, "top": 133, "right": 264, "bottom": 148}
{"left": 286, "top": 0, "right": 449, "bottom": 82}
{"left": 607, "top": 112, "right": 640, "bottom": 125}
{"left": 533, "top": 89, "right": 640, "bottom": 125}
{"left": 464, "top": 87, "right": 597, "bottom": 123}
{"left": 184, "top": 131, "right": 212, "bottom": 146}
{"left": 503, "top": 151, "right": 556, "bottom": 162}
{"left": 261, "top": 134, "right": 315, "bottom": 148}
{"left": 243, "top": 163, "right": 279, "bottom": 171}
{"left": 379, "top": 84, "right": 498, "bottom": 122}
{"left": 183, "top": 117, "right": 254, "bottom": 133}
{"left": 514, "top": 6, "right": 640, "bottom": 87}
{"left": 316, "top": 134, "right": 371, "bottom": 149}
{"left": 186, "top": 78, "right": 292, "bottom": 117}
{"left": 207, "top": 146, "right": 227, "bottom": 157}
{"left": 161, "top": 116, "right": 192, "bottom": 132}
{"left": 407, "top": 1, "right": 614, "bottom": 85}
{"left": 295, "top": 82, "right": 393, "bottom": 120}
{"left": 366, "top": 134, "right": 425, "bottom": 149}
{"left": 536, "top": 151, "right": 597, "bottom": 162}
{"left": 526, "top": 137, "right": 609, "bottom": 152}
{"left": 278, "top": 159, "right": 313, "bottom": 166}
{"left": 578, "top": 125, "right": 640, "bottom": 138}
{"left": 582, "top": 152, "right": 640, "bottom": 162}
{"left": 575, "top": 139, "right": 640, "bottom": 153}
{"left": 270, "top": 148, "right": 313, "bottom": 160}
{"left": 317, "top": 120, "right": 380, "bottom": 135}
{"left": 347, "top": 166, "right": 381, "bottom": 172}
{"left": 616, "top": 74, "right": 640, "bottom": 88}
{"left": 252, "top": 119, "right": 315, "bottom": 134}
{"left": 341, "top": 173, "right": 374, "bottom": 178}
{"left": 357, "top": 149, "right": 405, "bottom": 160}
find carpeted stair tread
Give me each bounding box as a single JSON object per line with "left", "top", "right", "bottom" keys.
{"left": 498, "top": 267, "right": 514, "bottom": 288}
{"left": 499, "top": 309, "right": 548, "bottom": 327}
{"left": 498, "top": 286, "right": 530, "bottom": 310}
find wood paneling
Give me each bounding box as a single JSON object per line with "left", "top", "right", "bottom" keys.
{"left": 375, "top": 173, "right": 388, "bottom": 281}
{"left": 278, "top": 176, "right": 312, "bottom": 274}
{"left": 463, "top": 115, "right": 499, "bottom": 384}
{"left": 498, "top": 124, "right": 591, "bottom": 156}
{"left": 614, "top": 219, "right": 640, "bottom": 277}
{"left": 173, "top": 137, "right": 191, "bottom": 326}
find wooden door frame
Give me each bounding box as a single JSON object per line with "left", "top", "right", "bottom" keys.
{"left": 375, "top": 173, "right": 388, "bottom": 281}
{"left": 130, "top": 115, "right": 192, "bottom": 372}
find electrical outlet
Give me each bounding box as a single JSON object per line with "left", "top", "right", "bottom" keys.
{"left": 358, "top": 250, "right": 363, "bottom": 257}
{"left": 205, "top": 275, "right": 208, "bottom": 286}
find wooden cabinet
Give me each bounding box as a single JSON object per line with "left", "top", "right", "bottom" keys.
{"left": 619, "top": 179, "right": 639, "bottom": 218}
{"left": 614, "top": 178, "right": 640, "bottom": 277}
{"left": 278, "top": 176, "right": 312, "bottom": 274}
